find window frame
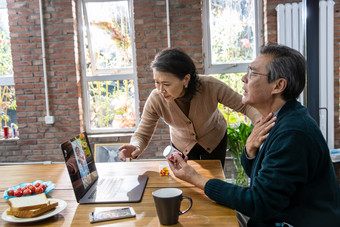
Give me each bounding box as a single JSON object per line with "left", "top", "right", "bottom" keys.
{"left": 202, "top": 0, "right": 263, "bottom": 74}
{"left": 77, "top": 0, "right": 139, "bottom": 134}
{"left": 0, "top": 77, "right": 14, "bottom": 87}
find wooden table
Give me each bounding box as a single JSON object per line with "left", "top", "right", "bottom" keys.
{"left": 0, "top": 160, "right": 238, "bottom": 226}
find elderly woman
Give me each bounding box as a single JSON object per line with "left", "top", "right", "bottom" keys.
{"left": 118, "top": 48, "right": 260, "bottom": 167}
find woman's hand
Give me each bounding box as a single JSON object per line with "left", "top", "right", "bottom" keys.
{"left": 118, "top": 144, "right": 142, "bottom": 161}
{"left": 246, "top": 113, "right": 277, "bottom": 158}
{"left": 168, "top": 154, "right": 208, "bottom": 190}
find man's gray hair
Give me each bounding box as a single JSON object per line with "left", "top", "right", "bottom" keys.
{"left": 261, "top": 44, "right": 306, "bottom": 101}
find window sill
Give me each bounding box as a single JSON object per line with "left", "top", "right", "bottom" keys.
{"left": 0, "top": 137, "right": 19, "bottom": 141}
{"left": 88, "top": 132, "right": 134, "bottom": 139}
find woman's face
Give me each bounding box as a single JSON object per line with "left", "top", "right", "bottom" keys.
{"left": 76, "top": 147, "right": 84, "bottom": 158}
{"left": 153, "top": 70, "right": 190, "bottom": 102}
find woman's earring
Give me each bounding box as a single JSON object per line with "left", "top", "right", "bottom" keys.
{"left": 185, "top": 84, "right": 188, "bottom": 88}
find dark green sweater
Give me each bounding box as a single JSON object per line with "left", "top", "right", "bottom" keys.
{"left": 204, "top": 100, "right": 340, "bottom": 226}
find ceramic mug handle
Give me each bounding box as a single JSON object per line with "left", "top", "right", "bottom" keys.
{"left": 179, "top": 195, "right": 193, "bottom": 215}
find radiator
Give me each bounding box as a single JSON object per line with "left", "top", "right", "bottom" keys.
{"left": 276, "top": 1, "right": 335, "bottom": 149}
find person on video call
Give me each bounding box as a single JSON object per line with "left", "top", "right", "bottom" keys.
{"left": 74, "top": 145, "right": 91, "bottom": 187}
{"left": 118, "top": 47, "right": 260, "bottom": 167}
{"left": 168, "top": 44, "right": 340, "bottom": 227}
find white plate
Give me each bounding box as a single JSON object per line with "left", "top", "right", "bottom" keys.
{"left": 1, "top": 198, "right": 67, "bottom": 223}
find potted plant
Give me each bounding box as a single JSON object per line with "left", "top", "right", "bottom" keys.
{"left": 227, "top": 122, "right": 254, "bottom": 186}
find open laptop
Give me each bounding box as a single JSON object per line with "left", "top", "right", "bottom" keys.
{"left": 60, "top": 132, "right": 148, "bottom": 204}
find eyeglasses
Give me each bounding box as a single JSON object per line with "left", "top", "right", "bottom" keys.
{"left": 247, "top": 66, "right": 268, "bottom": 79}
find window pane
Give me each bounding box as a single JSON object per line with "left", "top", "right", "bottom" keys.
{"left": 88, "top": 80, "right": 136, "bottom": 130}
{"left": 0, "top": 5, "right": 17, "bottom": 136}
{"left": 0, "top": 85, "right": 17, "bottom": 128}
{"left": 213, "top": 73, "right": 248, "bottom": 124}
{"left": 84, "top": 1, "right": 133, "bottom": 76}
{"left": 210, "top": 0, "right": 255, "bottom": 64}
{"left": 0, "top": 8, "right": 13, "bottom": 77}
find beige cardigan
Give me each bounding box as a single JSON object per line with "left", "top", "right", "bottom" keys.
{"left": 131, "top": 75, "right": 260, "bottom": 156}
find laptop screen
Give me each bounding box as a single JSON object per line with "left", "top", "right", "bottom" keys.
{"left": 61, "top": 132, "right": 98, "bottom": 200}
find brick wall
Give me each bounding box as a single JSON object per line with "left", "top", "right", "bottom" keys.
{"left": 0, "top": 0, "right": 339, "bottom": 163}
{"left": 0, "top": 0, "right": 81, "bottom": 162}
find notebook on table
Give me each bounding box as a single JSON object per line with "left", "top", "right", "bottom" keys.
{"left": 60, "top": 132, "right": 148, "bottom": 204}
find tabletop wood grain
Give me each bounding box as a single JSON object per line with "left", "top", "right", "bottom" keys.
{"left": 0, "top": 160, "right": 238, "bottom": 226}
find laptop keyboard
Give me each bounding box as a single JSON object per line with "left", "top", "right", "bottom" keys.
{"left": 89, "top": 177, "right": 124, "bottom": 200}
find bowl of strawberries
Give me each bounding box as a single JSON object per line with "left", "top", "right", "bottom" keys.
{"left": 3, "top": 180, "right": 55, "bottom": 200}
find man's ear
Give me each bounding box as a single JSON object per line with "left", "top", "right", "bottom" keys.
{"left": 272, "top": 78, "right": 287, "bottom": 95}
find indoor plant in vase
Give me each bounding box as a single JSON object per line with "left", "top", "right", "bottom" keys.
{"left": 227, "top": 122, "right": 254, "bottom": 186}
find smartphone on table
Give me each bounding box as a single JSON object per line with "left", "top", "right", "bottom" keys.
{"left": 89, "top": 207, "right": 136, "bottom": 223}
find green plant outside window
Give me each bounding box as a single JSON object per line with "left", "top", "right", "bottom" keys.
{"left": 214, "top": 73, "right": 248, "bottom": 124}
{"left": 0, "top": 85, "right": 16, "bottom": 129}
{"left": 214, "top": 73, "right": 253, "bottom": 186}
{"left": 88, "top": 80, "right": 135, "bottom": 130}
{"left": 0, "top": 5, "right": 17, "bottom": 135}
{"left": 210, "top": 0, "right": 255, "bottom": 64}
{"left": 0, "top": 30, "right": 12, "bottom": 76}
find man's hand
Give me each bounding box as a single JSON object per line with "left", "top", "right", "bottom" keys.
{"left": 118, "top": 144, "right": 142, "bottom": 161}
{"left": 168, "top": 154, "right": 208, "bottom": 190}
{"left": 246, "top": 113, "right": 276, "bottom": 158}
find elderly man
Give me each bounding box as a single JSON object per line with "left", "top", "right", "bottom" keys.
{"left": 168, "top": 44, "right": 340, "bottom": 226}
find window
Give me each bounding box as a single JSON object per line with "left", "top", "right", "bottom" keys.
{"left": 203, "top": 0, "right": 262, "bottom": 74}
{"left": 203, "top": 0, "right": 262, "bottom": 124}
{"left": 0, "top": 0, "right": 17, "bottom": 131}
{"left": 203, "top": 0, "right": 263, "bottom": 172}
{"left": 78, "top": 0, "right": 138, "bottom": 133}
{"left": 215, "top": 73, "right": 248, "bottom": 124}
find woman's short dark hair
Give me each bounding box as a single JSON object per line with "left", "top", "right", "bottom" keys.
{"left": 151, "top": 47, "right": 201, "bottom": 100}
{"left": 261, "top": 44, "right": 306, "bottom": 101}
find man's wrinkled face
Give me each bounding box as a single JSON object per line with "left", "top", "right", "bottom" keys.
{"left": 241, "top": 54, "right": 273, "bottom": 109}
